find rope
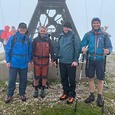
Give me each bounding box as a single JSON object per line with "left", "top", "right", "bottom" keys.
{"left": 85, "top": 0, "right": 88, "bottom": 30}
{"left": 0, "top": 0, "right": 5, "bottom": 26}
{"left": 99, "top": 0, "right": 103, "bottom": 18}
{"left": 18, "top": 0, "right": 20, "bottom": 22}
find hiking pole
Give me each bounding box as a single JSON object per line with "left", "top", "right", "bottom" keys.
{"left": 78, "top": 53, "right": 85, "bottom": 93}
{"left": 74, "top": 97, "right": 78, "bottom": 112}
{"left": 79, "top": 53, "right": 85, "bottom": 81}
{"left": 103, "top": 56, "right": 108, "bottom": 88}
{"left": 74, "top": 53, "right": 85, "bottom": 112}
{"left": 102, "top": 100, "right": 104, "bottom": 114}
{"left": 101, "top": 55, "right": 107, "bottom": 114}
{"left": 55, "top": 59, "right": 58, "bottom": 77}
{"left": 102, "top": 82, "right": 105, "bottom": 114}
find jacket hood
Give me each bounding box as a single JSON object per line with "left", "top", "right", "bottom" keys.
{"left": 4, "top": 25, "right": 10, "bottom": 31}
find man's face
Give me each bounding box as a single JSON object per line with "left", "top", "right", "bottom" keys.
{"left": 39, "top": 28, "right": 47, "bottom": 38}
{"left": 92, "top": 21, "right": 101, "bottom": 30}
{"left": 18, "top": 28, "right": 27, "bottom": 34}
{"left": 63, "top": 27, "right": 70, "bottom": 33}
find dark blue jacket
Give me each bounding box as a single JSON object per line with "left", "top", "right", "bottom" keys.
{"left": 81, "top": 29, "right": 113, "bottom": 61}
{"left": 5, "top": 31, "right": 32, "bottom": 69}
{"left": 55, "top": 31, "right": 81, "bottom": 63}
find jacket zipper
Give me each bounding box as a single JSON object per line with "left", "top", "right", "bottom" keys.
{"left": 94, "top": 35, "right": 98, "bottom": 60}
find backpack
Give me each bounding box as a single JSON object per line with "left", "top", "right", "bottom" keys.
{"left": 10, "top": 34, "right": 30, "bottom": 54}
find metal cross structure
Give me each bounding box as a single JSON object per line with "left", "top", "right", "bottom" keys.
{"left": 28, "top": 0, "right": 79, "bottom": 42}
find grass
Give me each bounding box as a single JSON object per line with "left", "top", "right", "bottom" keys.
{"left": 40, "top": 103, "right": 104, "bottom": 115}
{"left": 0, "top": 75, "right": 115, "bottom": 115}
{"left": 108, "top": 52, "right": 115, "bottom": 62}
{"left": 0, "top": 52, "right": 115, "bottom": 115}
{"left": 104, "top": 90, "right": 115, "bottom": 101}
{"left": 0, "top": 83, "right": 114, "bottom": 115}
{"left": 0, "top": 100, "right": 107, "bottom": 115}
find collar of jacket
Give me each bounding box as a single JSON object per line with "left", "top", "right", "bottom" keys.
{"left": 16, "top": 31, "right": 27, "bottom": 39}
{"left": 37, "top": 34, "right": 49, "bottom": 41}
{"left": 60, "top": 30, "right": 73, "bottom": 36}
{"left": 92, "top": 28, "right": 103, "bottom": 35}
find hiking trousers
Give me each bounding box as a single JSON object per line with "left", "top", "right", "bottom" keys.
{"left": 34, "top": 65, "right": 49, "bottom": 86}
{"left": 7, "top": 67, "right": 28, "bottom": 97}
{"left": 59, "top": 62, "right": 76, "bottom": 98}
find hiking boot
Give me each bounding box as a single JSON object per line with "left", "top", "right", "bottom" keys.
{"left": 33, "top": 89, "right": 38, "bottom": 98}
{"left": 66, "top": 97, "right": 75, "bottom": 104}
{"left": 40, "top": 89, "right": 46, "bottom": 98}
{"left": 60, "top": 94, "right": 68, "bottom": 100}
{"left": 97, "top": 97, "right": 104, "bottom": 107}
{"left": 85, "top": 95, "right": 95, "bottom": 103}
{"left": 5, "top": 96, "right": 12, "bottom": 103}
{"left": 20, "top": 96, "right": 26, "bottom": 102}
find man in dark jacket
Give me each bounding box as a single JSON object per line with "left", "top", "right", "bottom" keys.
{"left": 81, "top": 17, "right": 112, "bottom": 107}
{"left": 55, "top": 22, "right": 81, "bottom": 104}
{"left": 5, "top": 22, "right": 32, "bottom": 103}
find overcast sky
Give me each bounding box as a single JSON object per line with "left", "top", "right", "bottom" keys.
{"left": 0, "top": 0, "right": 115, "bottom": 51}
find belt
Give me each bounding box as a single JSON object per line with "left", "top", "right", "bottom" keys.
{"left": 89, "top": 53, "right": 104, "bottom": 56}
{"left": 34, "top": 55, "right": 49, "bottom": 59}
{"left": 11, "top": 54, "right": 27, "bottom": 57}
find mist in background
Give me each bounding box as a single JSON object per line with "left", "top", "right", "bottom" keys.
{"left": 0, "top": 0, "right": 115, "bottom": 53}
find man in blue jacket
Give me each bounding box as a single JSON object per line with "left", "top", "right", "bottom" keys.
{"left": 5, "top": 22, "right": 32, "bottom": 103}
{"left": 81, "top": 17, "right": 112, "bottom": 107}
{"left": 55, "top": 22, "right": 81, "bottom": 104}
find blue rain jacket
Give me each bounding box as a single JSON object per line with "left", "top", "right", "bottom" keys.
{"left": 81, "top": 29, "right": 113, "bottom": 61}
{"left": 5, "top": 31, "right": 32, "bottom": 69}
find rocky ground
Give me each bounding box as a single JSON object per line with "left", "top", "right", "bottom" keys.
{"left": 0, "top": 53, "right": 115, "bottom": 115}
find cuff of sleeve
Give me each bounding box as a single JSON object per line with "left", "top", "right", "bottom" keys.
{"left": 74, "top": 60, "right": 78, "bottom": 63}
{"left": 108, "top": 48, "right": 112, "bottom": 54}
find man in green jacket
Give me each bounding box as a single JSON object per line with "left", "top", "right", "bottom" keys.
{"left": 55, "top": 22, "right": 81, "bottom": 104}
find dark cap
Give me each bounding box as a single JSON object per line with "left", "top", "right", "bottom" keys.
{"left": 91, "top": 17, "right": 101, "bottom": 24}
{"left": 18, "top": 22, "right": 27, "bottom": 29}
{"left": 63, "top": 22, "right": 72, "bottom": 29}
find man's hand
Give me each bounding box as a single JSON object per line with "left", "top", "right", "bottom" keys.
{"left": 71, "top": 61, "right": 78, "bottom": 67}
{"left": 28, "top": 62, "right": 33, "bottom": 68}
{"left": 49, "top": 61, "right": 55, "bottom": 67}
{"left": 6, "top": 63, "right": 10, "bottom": 68}
{"left": 82, "top": 47, "right": 87, "bottom": 53}
{"left": 104, "top": 48, "right": 109, "bottom": 55}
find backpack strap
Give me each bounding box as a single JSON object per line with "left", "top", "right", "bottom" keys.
{"left": 86, "top": 31, "right": 107, "bottom": 48}
{"left": 101, "top": 32, "right": 108, "bottom": 48}
{"left": 24, "top": 35, "right": 30, "bottom": 53}
{"left": 11, "top": 35, "right": 17, "bottom": 47}
{"left": 86, "top": 31, "right": 92, "bottom": 45}
{"left": 10, "top": 34, "right": 17, "bottom": 54}
{"left": 28, "top": 38, "right": 30, "bottom": 53}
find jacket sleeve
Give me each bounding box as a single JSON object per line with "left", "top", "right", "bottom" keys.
{"left": 73, "top": 34, "right": 81, "bottom": 62}
{"left": 105, "top": 34, "right": 113, "bottom": 54}
{"left": 5, "top": 36, "right": 13, "bottom": 63}
{"left": 28, "top": 38, "right": 32, "bottom": 62}
{"left": 54, "top": 37, "right": 60, "bottom": 60}
{"left": 81, "top": 33, "right": 89, "bottom": 48}
{"left": 1, "top": 32, "right": 5, "bottom": 39}
{"left": 32, "top": 38, "right": 37, "bottom": 60}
